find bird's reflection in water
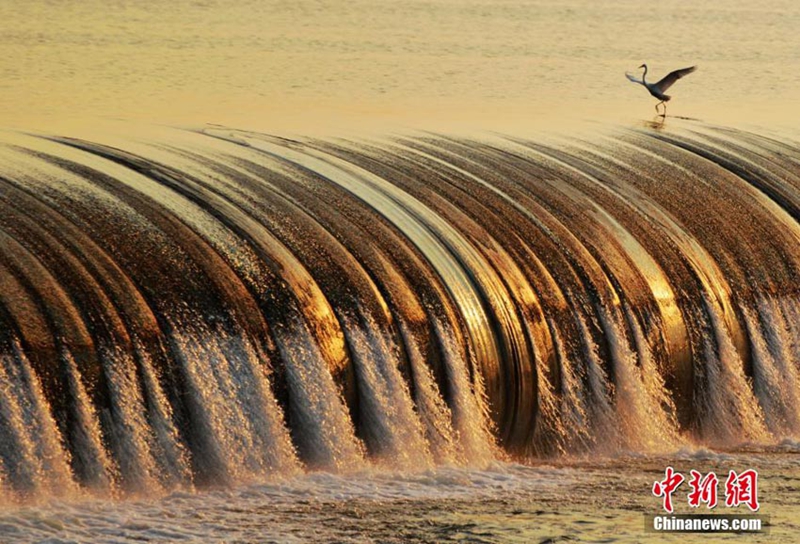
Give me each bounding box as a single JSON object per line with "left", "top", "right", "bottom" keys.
{"left": 641, "top": 115, "right": 703, "bottom": 130}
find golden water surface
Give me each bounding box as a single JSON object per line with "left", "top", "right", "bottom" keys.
{"left": 1, "top": 0, "right": 799, "bottom": 133}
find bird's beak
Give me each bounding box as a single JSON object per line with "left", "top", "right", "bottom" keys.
{"left": 638, "top": 64, "right": 645, "bottom": 69}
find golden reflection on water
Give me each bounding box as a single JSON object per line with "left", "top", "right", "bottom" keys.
{"left": 1, "top": 0, "right": 799, "bottom": 133}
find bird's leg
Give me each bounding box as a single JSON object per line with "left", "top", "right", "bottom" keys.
{"left": 655, "top": 101, "right": 666, "bottom": 117}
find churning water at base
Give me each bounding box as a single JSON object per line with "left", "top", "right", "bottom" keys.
{"left": 2, "top": 450, "right": 799, "bottom": 543}
{"left": 0, "top": 120, "right": 799, "bottom": 534}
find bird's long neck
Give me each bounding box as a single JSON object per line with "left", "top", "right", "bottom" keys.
{"left": 641, "top": 65, "right": 648, "bottom": 83}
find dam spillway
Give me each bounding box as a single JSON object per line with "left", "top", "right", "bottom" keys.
{"left": 1, "top": 122, "right": 799, "bottom": 501}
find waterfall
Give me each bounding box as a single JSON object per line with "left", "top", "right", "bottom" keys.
{"left": 1, "top": 122, "right": 799, "bottom": 501}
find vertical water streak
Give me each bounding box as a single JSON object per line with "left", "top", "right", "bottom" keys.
{"left": 344, "top": 314, "right": 433, "bottom": 470}
{"left": 4, "top": 343, "right": 75, "bottom": 496}
{"left": 612, "top": 304, "right": 681, "bottom": 451}
{"left": 742, "top": 299, "right": 800, "bottom": 436}
{"left": 696, "top": 296, "right": 769, "bottom": 445}
{"left": 574, "top": 315, "right": 617, "bottom": 451}
{"left": 431, "top": 319, "right": 497, "bottom": 465}
{"left": 271, "top": 314, "right": 365, "bottom": 472}
{"left": 396, "top": 320, "right": 460, "bottom": 465}
{"left": 62, "top": 351, "right": 117, "bottom": 492}
{"left": 0, "top": 354, "right": 48, "bottom": 497}
{"left": 170, "top": 326, "right": 300, "bottom": 483}
{"left": 547, "top": 326, "right": 592, "bottom": 453}
{"left": 97, "top": 345, "right": 164, "bottom": 494}
{"left": 133, "top": 341, "right": 193, "bottom": 488}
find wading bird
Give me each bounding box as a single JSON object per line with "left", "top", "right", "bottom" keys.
{"left": 626, "top": 64, "right": 697, "bottom": 117}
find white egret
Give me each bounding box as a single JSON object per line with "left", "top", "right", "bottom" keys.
{"left": 626, "top": 64, "right": 697, "bottom": 117}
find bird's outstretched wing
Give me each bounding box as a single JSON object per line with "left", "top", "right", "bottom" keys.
{"left": 625, "top": 72, "right": 643, "bottom": 84}
{"left": 654, "top": 66, "right": 697, "bottom": 92}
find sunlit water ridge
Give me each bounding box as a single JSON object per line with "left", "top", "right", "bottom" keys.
{"left": 0, "top": 121, "right": 799, "bottom": 512}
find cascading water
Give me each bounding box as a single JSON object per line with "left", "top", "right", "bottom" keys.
{"left": 1, "top": 122, "right": 799, "bottom": 503}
